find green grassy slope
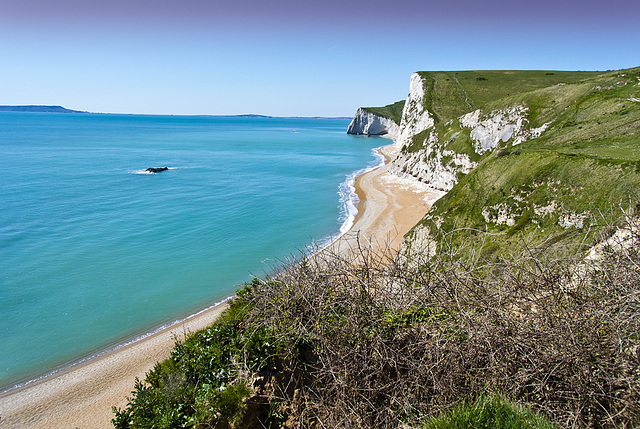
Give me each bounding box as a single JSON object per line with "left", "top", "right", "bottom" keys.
{"left": 413, "top": 67, "right": 640, "bottom": 258}
{"left": 361, "top": 100, "right": 406, "bottom": 125}
{"left": 417, "top": 70, "right": 603, "bottom": 124}
{"left": 404, "top": 70, "right": 613, "bottom": 154}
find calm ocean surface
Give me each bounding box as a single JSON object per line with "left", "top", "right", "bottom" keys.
{"left": 0, "top": 112, "right": 384, "bottom": 390}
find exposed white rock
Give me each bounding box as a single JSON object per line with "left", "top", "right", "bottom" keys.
{"left": 482, "top": 203, "right": 516, "bottom": 226}
{"left": 460, "top": 105, "right": 552, "bottom": 153}
{"left": 558, "top": 212, "right": 588, "bottom": 229}
{"left": 585, "top": 216, "right": 639, "bottom": 262}
{"left": 347, "top": 108, "right": 400, "bottom": 138}
{"left": 530, "top": 122, "right": 552, "bottom": 138}
{"left": 568, "top": 216, "right": 639, "bottom": 291}
{"left": 460, "top": 105, "right": 529, "bottom": 153}
{"left": 395, "top": 73, "right": 435, "bottom": 150}
{"left": 388, "top": 130, "right": 475, "bottom": 192}
{"left": 534, "top": 201, "right": 558, "bottom": 217}
{"left": 398, "top": 224, "right": 438, "bottom": 266}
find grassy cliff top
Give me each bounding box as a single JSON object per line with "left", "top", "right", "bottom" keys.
{"left": 361, "top": 100, "right": 405, "bottom": 125}
{"left": 414, "top": 70, "right": 606, "bottom": 124}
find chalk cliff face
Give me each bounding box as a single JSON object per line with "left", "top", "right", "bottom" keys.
{"left": 386, "top": 102, "right": 549, "bottom": 191}
{"left": 395, "top": 73, "right": 435, "bottom": 149}
{"left": 385, "top": 77, "right": 547, "bottom": 192}
{"left": 460, "top": 105, "right": 550, "bottom": 154}
{"left": 347, "top": 108, "right": 400, "bottom": 137}
{"left": 388, "top": 130, "right": 475, "bottom": 192}
{"left": 350, "top": 67, "right": 638, "bottom": 210}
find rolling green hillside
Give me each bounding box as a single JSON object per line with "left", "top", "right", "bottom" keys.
{"left": 417, "top": 70, "right": 602, "bottom": 123}
{"left": 403, "top": 69, "right": 634, "bottom": 154}
{"left": 401, "top": 67, "right": 640, "bottom": 259}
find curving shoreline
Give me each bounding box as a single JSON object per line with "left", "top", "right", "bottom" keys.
{"left": 0, "top": 140, "right": 444, "bottom": 429}
{"left": 328, "top": 141, "right": 446, "bottom": 256}
{"left": 0, "top": 301, "right": 230, "bottom": 428}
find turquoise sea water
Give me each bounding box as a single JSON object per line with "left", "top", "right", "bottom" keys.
{"left": 0, "top": 113, "right": 384, "bottom": 390}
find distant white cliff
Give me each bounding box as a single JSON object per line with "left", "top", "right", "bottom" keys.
{"left": 347, "top": 108, "right": 400, "bottom": 138}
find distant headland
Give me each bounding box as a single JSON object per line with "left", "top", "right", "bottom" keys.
{"left": 0, "top": 107, "right": 350, "bottom": 119}
{"left": 0, "top": 105, "right": 88, "bottom": 113}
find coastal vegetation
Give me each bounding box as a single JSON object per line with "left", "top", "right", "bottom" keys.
{"left": 112, "top": 67, "right": 640, "bottom": 428}
{"left": 418, "top": 70, "right": 603, "bottom": 124}
{"left": 113, "top": 217, "right": 640, "bottom": 428}
{"left": 421, "top": 394, "right": 557, "bottom": 429}
{"left": 403, "top": 68, "right": 640, "bottom": 262}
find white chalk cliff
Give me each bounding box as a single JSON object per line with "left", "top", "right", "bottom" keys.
{"left": 349, "top": 71, "right": 557, "bottom": 196}
{"left": 395, "top": 73, "right": 435, "bottom": 150}
{"left": 379, "top": 76, "right": 548, "bottom": 192}
{"left": 347, "top": 108, "right": 400, "bottom": 137}
{"left": 386, "top": 72, "right": 473, "bottom": 192}
{"left": 388, "top": 130, "right": 476, "bottom": 192}
{"left": 460, "top": 106, "right": 550, "bottom": 154}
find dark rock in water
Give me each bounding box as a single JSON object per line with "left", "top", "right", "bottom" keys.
{"left": 146, "top": 167, "right": 169, "bottom": 173}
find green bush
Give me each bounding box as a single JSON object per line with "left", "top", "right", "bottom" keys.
{"left": 111, "top": 296, "right": 277, "bottom": 428}
{"left": 422, "top": 394, "right": 556, "bottom": 429}
{"left": 192, "top": 382, "right": 252, "bottom": 427}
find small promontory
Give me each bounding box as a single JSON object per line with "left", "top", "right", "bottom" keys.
{"left": 347, "top": 101, "right": 404, "bottom": 137}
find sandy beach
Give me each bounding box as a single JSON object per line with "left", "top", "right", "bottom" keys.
{"left": 330, "top": 144, "right": 445, "bottom": 256}
{"left": 0, "top": 303, "right": 229, "bottom": 429}
{"left": 0, "top": 140, "right": 444, "bottom": 429}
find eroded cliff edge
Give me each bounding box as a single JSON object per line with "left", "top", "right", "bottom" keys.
{"left": 350, "top": 67, "right": 640, "bottom": 257}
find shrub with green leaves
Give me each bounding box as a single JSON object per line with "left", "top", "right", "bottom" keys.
{"left": 112, "top": 290, "right": 279, "bottom": 428}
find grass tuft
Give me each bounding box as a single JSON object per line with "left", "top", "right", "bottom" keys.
{"left": 421, "top": 394, "right": 557, "bottom": 429}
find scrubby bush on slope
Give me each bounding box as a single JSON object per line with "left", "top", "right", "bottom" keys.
{"left": 113, "top": 213, "right": 640, "bottom": 428}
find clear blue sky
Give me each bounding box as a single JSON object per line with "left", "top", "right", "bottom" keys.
{"left": 1, "top": 0, "right": 637, "bottom": 116}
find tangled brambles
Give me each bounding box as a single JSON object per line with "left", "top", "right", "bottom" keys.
{"left": 244, "top": 219, "right": 640, "bottom": 428}
{"left": 114, "top": 216, "right": 640, "bottom": 428}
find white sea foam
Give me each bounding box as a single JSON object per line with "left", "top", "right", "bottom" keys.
{"left": 339, "top": 147, "right": 385, "bottom": 234}
{"left": 313, "top": 147, "right": 387, "bottom": 253}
